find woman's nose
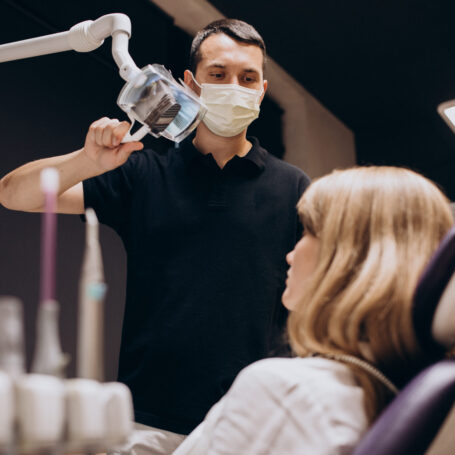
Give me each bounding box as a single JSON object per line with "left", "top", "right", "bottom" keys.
{"left": 286, "top": 250, "right": 294, "bottom": 266}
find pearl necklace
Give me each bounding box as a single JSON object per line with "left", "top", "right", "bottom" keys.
{"left": 311, "top": 352, "right": 399, "bottom": 395}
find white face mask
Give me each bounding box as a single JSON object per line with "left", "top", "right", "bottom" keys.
{"left": 191, "top": 73, "right": 263, "bottom": 137}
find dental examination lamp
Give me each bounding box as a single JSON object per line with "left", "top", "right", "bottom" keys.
{"left": 437, "top": 100, "right": 455, "bottom": 135}
{"left": 0, "top": 13, "right": 206, "bottom": 142}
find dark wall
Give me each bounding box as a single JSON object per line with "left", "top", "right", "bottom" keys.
{"left": 209, "top": 0, "right": 455, "bottom": 201}
{"left": 0, "top": 0, "right": 284, "bottom": 379}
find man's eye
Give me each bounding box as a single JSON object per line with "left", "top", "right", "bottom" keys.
{"left": 244, "top": 76, "right": 257, "bottom": 83}
{"left": 211, "top": 73, "right": 224, "bottom": 79}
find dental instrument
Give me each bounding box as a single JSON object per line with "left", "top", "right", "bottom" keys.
{"left": 77, "top": 208, "right": 107, "bottom": 381}
{"left": 31, "top": 168, "right": 68, "bottom": 377}
{"left": 0, "top": 296, "right": 25, "bottom": 377}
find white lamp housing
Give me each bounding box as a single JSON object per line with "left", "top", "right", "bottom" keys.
{"left": 437, "top": 100, "right": 455, "bottom": 134}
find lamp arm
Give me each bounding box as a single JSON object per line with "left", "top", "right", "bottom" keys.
{"left": 0, "top": 13, "right": 142, "bottom": 82}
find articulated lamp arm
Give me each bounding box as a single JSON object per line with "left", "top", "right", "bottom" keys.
{"left": 0, "top": 13, "right": 207, "bottom": 143}
{"left": 0, "top": 13, "right": 142, "bottom": 82}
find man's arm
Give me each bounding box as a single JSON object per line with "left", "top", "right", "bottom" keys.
{"left": 0, "top": 118, "right": 143, "bottom": 214}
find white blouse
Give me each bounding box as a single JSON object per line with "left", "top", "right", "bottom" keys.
{"left": 173, "top": 357, "right": 369, "bottom": 455}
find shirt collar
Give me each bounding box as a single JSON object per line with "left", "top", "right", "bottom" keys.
{"left": 177, "top": 135, "right": 267, "bottom": 173}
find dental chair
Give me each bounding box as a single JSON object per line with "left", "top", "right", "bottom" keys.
{"left": 352, "top": 225, "right": 455, "bottom": 455}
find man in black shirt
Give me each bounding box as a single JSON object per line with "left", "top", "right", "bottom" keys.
{"left": 0, "top": 19, "right": 310, "bottom": 454}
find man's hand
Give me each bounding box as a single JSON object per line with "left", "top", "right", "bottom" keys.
{"left": 84, "top": 118, "right": 144, "bottom": 173}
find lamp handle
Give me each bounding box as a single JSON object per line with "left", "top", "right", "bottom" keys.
{"left": 121, "top": 118, "right": 150, "bottom": 143}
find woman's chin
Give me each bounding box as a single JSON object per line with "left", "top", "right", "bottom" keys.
{"left": 281, "top": 289, "right": 293, "bottom": 310}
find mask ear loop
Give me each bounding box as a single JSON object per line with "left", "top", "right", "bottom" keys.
{"left": 189, "top": 72, "right": 202, "bottom": 90}
{"left": 179, "top": 72, "right": 202, "bottom": 98}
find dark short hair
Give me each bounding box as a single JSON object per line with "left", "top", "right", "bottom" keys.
{"left": 189, "top": 19, "right": 267, "bottom": 74}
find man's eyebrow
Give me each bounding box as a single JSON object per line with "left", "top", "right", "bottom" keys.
{"left": 207, "top": 63, "right": 226, "bottom": 69}
{"left": 205, "top": 64, "right": 260, "bottom": 74}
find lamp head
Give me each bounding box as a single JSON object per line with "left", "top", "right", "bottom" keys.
{"left": 117, "top": 64, "right": 206, "bottom": 143}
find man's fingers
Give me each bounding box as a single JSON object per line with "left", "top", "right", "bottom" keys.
{"left": 87, "top": 117, "right": 108, "bottom": 142}
{"left": 112, "top": 121, "right": 131, "bottom": 146}
{"left": 88, "top": 118, "right": 126, "bottom": 147}
{"left": 94, "top": 118, "right": 112, "bottom": 146}
{"left": 101, "top": 120, "right": 121, "bottom": 147}
{"left": 89, "top": 117, "right": 110, "bottom": 130}
{"left": 85, "top": 118, "right": 140, "bottom": 169}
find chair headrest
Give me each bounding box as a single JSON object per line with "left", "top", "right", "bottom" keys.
{"left": 413, "top": 225, "right": 455, "bottom": 353}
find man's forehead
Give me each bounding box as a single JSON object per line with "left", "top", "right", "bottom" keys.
{"left": 198, "top": 33, "right": 264, "bottom": 72}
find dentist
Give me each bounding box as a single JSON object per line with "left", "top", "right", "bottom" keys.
{"left": 0, "top": 19, "right": 310, "bottom": 454}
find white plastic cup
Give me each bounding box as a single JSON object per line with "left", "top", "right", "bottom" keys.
{"left": 16, "top": 374, "right": 65, "bottom": 445}
{"left": 103, "top": 382, "right": 134, "bottom": 443}
{"left": 66, "top": 378, "right": 105, "bottom": 443}
{"left": 0, "top": 372, "right": 14, "bottom": 445}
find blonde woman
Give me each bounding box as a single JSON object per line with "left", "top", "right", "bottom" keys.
{"left": 173, "top": 166, "right": 454, "bottom": 455}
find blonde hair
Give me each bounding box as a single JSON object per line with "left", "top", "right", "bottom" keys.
{"left": 288, "top": 166, "right": 454, "bottom": 421}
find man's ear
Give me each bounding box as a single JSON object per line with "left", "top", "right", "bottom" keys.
{"left": 260, "top": 80, "right": 268, "bottom": 103}
{"left": 184, "top": 70, "right": 200, "bottom": 95}
{"left": 183, "top": 69, "right": 192, "bottom": 86}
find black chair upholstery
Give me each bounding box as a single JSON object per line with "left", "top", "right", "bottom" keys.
{"left": 351, "top": 360, "right": 455, "bottom": 455}
{"left": 413, "top": 225, "right": 455, "bottom": 354}
{"left": 352, "top": 225, "right": 455, "bottom": 455}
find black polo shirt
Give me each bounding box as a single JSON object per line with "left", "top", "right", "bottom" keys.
{"left": 83, "top": 136, "right": 310, "bottom": 434}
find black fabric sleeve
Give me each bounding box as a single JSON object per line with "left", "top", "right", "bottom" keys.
{"left": 298, "top": 171, "right": 311, "bottom": 197}
{"left": 82, "top": 150, "right": 147, "bottom": 239}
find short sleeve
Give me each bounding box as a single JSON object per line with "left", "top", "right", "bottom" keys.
{"left": 82, "top": 150, "right": 146, "bottom": 238}
{"left": 298, "top": 172, "right": 311, "bottom": 198}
